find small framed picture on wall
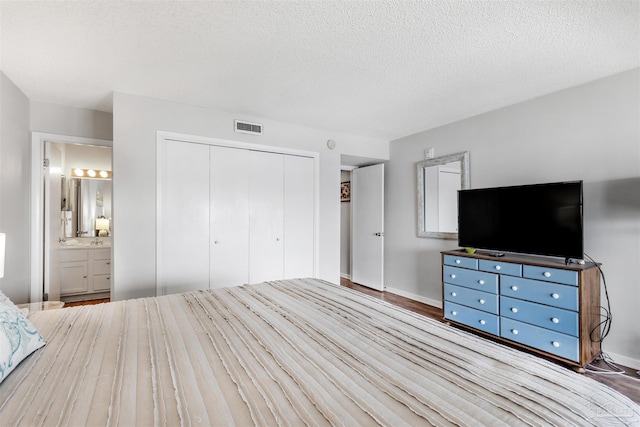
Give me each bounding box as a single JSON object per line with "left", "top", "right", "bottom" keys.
{"left": 341, "top": 181, "right": 350, "bottom": 202}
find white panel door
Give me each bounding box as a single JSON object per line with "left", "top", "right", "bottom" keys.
{"left": 158, "top": 140, "right": 210, "bottom": 295}
{"left": 249, "top": 151, "right": 284, "bottom": 283}
{"left": 351, "top": 163, "right": 384, "bottom": 291}
{"left": 283, "top": 155, "right": 314, "bottom": 279}
{"left": 210, "top": 145, "right": 250, "bottom": 288}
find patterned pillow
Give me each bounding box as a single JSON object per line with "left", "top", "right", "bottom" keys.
{"left": 0, "top": 294, "right": 46, "bottom": 383}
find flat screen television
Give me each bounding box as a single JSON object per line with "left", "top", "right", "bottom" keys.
{"left": 457, "top": 181, "right": 583, "bottom": 260}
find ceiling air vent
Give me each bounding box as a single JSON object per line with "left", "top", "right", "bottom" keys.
{"left": 235, "top": 120, "right": 263, "bottom": 135}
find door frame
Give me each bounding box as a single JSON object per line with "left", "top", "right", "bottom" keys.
{"left": 156, "top": 131, "right": 320, "bottom": 295}
{"left": 30, "top": 132, "right": 112, "bottom": 303}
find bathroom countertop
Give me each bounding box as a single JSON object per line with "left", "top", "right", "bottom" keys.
{"left": 59, "top": 238, "right": 111, "bottom": 249}
{"left": 60, "top": 244, "right": 111, "bottom": 249}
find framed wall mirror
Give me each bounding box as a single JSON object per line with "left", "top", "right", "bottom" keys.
{"left": 417, "top": 151, "right": 469, "bottom": 239}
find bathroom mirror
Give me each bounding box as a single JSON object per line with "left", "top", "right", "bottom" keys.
{"left": 416, "top": 151, "right": 469, "bottom": 239}
{"left": 62, "top": 177, "right": 112, "bottom": 238}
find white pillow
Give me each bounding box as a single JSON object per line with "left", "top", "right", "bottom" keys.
{"left": 0, "top": 293, "right": 46, "bottom": 383}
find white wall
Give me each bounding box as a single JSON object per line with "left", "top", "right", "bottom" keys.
{"left": 30, "top": 101, "right": 113, "bottom": 141}
{"left": 112, "top": 92, "right": 389, "bottom": 301}
{"left": 0, "top": 72, "right": 31, "bottom": 303}
{"left": 340, "top": 170, "right": 351, "bottom": 277}
{"left": 61, "top": 143, "right": 112, "bottom": 178}
{"left": 385, "top": 68, "right": 640, "bottom": 366}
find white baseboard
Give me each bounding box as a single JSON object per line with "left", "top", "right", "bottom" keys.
{"left": 340, "top": 273, "right": 351, "bottom": 280}
{"left": 384, "top": 286, "right": 442, "bottom": 309}
{"left": 603, "top": 351, "right": 640, "bottom": 371}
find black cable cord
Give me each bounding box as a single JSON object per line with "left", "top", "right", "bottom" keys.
{"left": 580, "top": 255, "right": 640, "bottom": 378}
{"left": 584, "top": 253, "right": 612, "bottom": 349}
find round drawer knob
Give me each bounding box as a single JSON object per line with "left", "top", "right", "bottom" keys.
{"left": 511, "top": 286, "right": 518, "bottom": 291}
{"left": 478, "top": 280, "right": 485, "bottom": 285}
{"left": 511, "top": 307, "right": 518, "bottom": 313}
{"left": 552, "top": 341, "right": 560, "bottom": 348}
{"left": 479, "top": 320, "right": 486, "bottom": 325}
{"left": 479, "top": 299, "right": 485, "bottom": 304}
{"left": 450, "top": 274, "right": 456, "bottom": 279}
{"left": 544, "top": 271, "right": 551, "bottom": 278}
{"left": 455, "top": 259, "right": 461, "bottom": 264}
{"left": 451, "top": 292, "right": 457, "bottom": 297}
{"left": 451, "top": 311, "right": 457, "bottom": 316}
{"left": 511, "top": 329, "right": 518, "bottom": 335}
{"left": 551, "top": 293, "right": 560, "bottom": 299}
{"left": 495, "top": 265, "right": 501, "bottom": 271}
{"left": 551, "top": 317, "right": 559, "bottom": 324}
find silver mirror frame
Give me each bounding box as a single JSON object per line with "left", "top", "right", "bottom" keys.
{"left": 416, "top": 151, "right": 470, "bottom": 239}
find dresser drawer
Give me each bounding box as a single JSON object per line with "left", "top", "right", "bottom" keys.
{"left": 93, "top": 259, "right": 112, "bottom": 275}
{"left": 444, "top": 283, "right": 498, "bottom": 314}
{"left": 523, "top": 265, "right": 578, "bottom": 286}
{"left": 443, "top": 255, "right": 478, "bottom": 270}
{"left": 500, "top": 276, "right": 578, "bottom": 312}
{"left": 60, "top": 249, "right": 88, "bottom": 262}
{"left": 479, "top": 259, "right": 522, "bottom": 277}
{"left": 500, "top": 296, "right": 578, "bottom": 336}
{"left": 93, "top": 249, "right": 111, "bottom": 261}
{"left": 501, "top": 318, "right": 579, "bottom": 362}
{"left": 92, "top": 275, "right": 111, "bottom": 292}
{"left": 444, "top": 301, "right": 499, "bottom": 335}
{"left": 443, "top": 266, "right": 498, "bottom": 293}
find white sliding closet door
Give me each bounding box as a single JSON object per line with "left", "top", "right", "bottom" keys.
{"left": 210, "top": 146, "right": 250, "bottom": 288}
{"left": 158, "top": 140, "right": 210, "bottom": 295}
{"left": 284, "top": 155, "right": 314, "bottom": 279}
{"left": 157, "top": 134, "right": 317, "bottom": 296}
{"left": 249, "top": 151, "right": 284, "bottom": 283}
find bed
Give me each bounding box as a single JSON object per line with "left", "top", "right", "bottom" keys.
{"left": 1, "top": 278, "right": 639, "bottom": 426}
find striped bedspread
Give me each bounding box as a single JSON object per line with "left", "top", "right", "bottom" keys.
{"left": 1, "top": 278, "right": 638, "bottom": 426}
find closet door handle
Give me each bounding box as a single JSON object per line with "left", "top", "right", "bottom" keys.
{"left": 374, "top": 232, "right": 384, "bottom": 237}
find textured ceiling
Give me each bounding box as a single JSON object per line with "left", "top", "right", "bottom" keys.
{"left": 1, "top": 1, "right": 638, "bottom": 140}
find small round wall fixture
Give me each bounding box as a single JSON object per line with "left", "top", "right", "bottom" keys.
{"left": 327, "top": 139, "right": 336, "bottom": 150}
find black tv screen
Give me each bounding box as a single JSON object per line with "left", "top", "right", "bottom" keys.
{"left": 457, "top": 181, "right": 583, "bottom": 259}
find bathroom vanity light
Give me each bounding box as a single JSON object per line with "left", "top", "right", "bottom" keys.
{"left": 72, "top": 168, "right": 112, "bottom": 179}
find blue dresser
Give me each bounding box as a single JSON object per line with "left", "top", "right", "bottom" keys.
{"left": 441, "top": 250, "right": 601, "bottom": 370}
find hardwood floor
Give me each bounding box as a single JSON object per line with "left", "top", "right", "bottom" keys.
{"left": 63, "top": 298, "right": 110, "bottom": 307}
{"left": 340, "top": 277, "right": 640, "bottom": 405}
